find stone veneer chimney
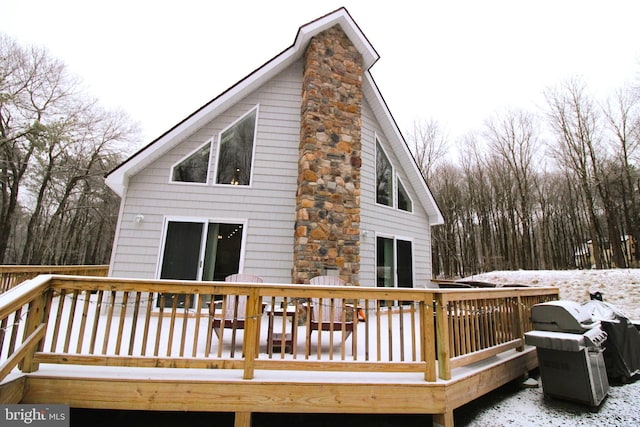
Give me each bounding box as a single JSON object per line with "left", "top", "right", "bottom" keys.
{"left": 292, "top": 25, "right": 363, "bottom": 285}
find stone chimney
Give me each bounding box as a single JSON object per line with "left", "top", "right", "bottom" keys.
{"left": 292, "top": 25, "right": 363, "bottom": 285}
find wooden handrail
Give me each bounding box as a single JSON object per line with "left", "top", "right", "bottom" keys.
{"left": 0, "top": 323, "right": 47, "bottom": 379}
{"left": 0, "top": 275, "right": 53, "bottom": 379}
{"left": 0, "top": 265, "right": 108, "bottom": 293}
{"left": 0, "top": 274, "right": 559, "bottom": 384}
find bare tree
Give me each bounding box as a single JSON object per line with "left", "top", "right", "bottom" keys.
{"left": 544, "top": 78, "right": 610, "bottom": 268}
{"left": 406, "top": 118, "right": 449, "bottom": 184}
{"left": 428, "top": 160, "right": 464, "bottom": 278}
{"left": 25, "top": 106, "right": 136, "bottom": 264}
{"left": 0, "top": 34, "right": 76, "bottom": 262}
{"left": 427, "top": 77, "right": 639, "bottom": 276}
{"left": 484, "top": 109, "right": 539, "bottom": 269}
{"left": 0, "top": 33, "right": 138, "bottom": 264}
{"left": 602, "top": 87, "right": 640, "bottom": 266}
{"left": 458, "top": 133, "right": 496, "bottom": 274}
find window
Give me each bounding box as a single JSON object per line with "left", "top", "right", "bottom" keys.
{"left": 376, "top": 137, "right": 413, "bottom": 213}
{"left": 397, "top": 179, "right": 413, "bottom": 212}
{"left": 158, "top": 219, "right": 244, "bottom": 308}
{"left": 376, "top": 139, "right": 393, "bottom": 206}
{"left": 376, "top": 236, "right": 413, "bottom": 289}
{"left": 216, "top": 107, "right": 258, "bottom": 185}
{"left": 376, "top": 236, "right": 413, "bottom": 307}
{"left": 396, "top": 239, "right": 413, "bottom": 289}
{"left": 171, "top": 142, "right": 211, "bottom": 183}
{"left": 376, "top": 236, "right": 394, "bottom": 289}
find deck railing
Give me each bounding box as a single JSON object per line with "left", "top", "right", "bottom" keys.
{"left": 0, "top": 275, "right": 558, "bottom": 384}
{"left": 0, "top": 265, "right": 108, "bottom": 293}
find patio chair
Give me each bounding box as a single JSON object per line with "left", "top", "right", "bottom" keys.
{"left": 306, "top": 276, "right": 354, "bottom": 352}
{"left": 212, "top": 274, "right": 264, "bottom": 339}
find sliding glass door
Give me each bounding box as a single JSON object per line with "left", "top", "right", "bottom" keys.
{"left": 158, "top": 219, "right": 244, "bottom": 308}
{"left": 376, "top": 237, "right": 395, "bottom": 289}
{"left": 376, "top": 235, "right": 414, "bottom": 306}
{"left": 396, "top": 239, "right": 413, "bottom": 289}
{"left": 160, "top": 221, "right": 203, "bottom": 281}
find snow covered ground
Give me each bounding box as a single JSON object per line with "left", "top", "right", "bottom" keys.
{"left": 455, "top": 371, "right": 640, "bottom": 426}
{"left": 467, "top": 269, "right": 640, "bottom": 321}
{"left": 455, "top": 269, "right": 640, "bottom": 426}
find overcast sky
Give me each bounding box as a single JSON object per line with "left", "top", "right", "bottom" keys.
{"left": 4, "top": 0, "right": 640, "bottom": 146}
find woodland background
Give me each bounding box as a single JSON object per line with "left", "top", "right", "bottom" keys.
{"left": 2, "top": 34, "right": 639, "bottom": 277}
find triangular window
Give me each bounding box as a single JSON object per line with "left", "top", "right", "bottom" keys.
{"left": 376, "top": 139, "right": 393, "bottom": 206}
{"left": 171, "top": 142, "right": 211, "bottom": 183}
{"left": 397, "top": 179, "right": 413, "bottom": 212}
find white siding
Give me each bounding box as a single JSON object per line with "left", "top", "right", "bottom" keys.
{"left": 110, "top": 58, "right": 433, "bottom": 287}
{"left": 359, "top": 99, "right": 433, "bottom": 288}
{"left": 110, "top": 60, "right": 303, "bottom": 283}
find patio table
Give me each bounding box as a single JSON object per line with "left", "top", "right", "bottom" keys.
{"left": 266, "top": 304, "right": 297, "bottom": 355}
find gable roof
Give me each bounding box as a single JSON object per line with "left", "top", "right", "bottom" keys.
{"left": 105, "top": 7, "right": 444, "bottom": 225}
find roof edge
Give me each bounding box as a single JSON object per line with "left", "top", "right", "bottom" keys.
{"left": 105, "top": 7, "right": 379, "bottom": 196}
{"left": 363, "top": 72, "right": 445, "bottom": 226}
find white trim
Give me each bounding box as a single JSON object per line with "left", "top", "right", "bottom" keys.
{"left": 375, "top": 134, "right": 395, "bottom": 209}
{"left": 155, "top": 216, "right": 197, "bottom": 280}
{"left": 374, "top": 233, "right": 415, "bottom": 289}
{"left": 105, "top": 9, "right": 377, "bottom": 197}
{"left": 168, "top": 139, "right": 213, "bottom": 186}
{"left": 155, "top": 216, "right": 248, "bottom": 281}
{"left": 394, "top": 236, "right": 415, "bottom": 289}
{"left": 375, "top": 232, "right": 394, "bottom": 288}
{"left": 104, "top": 8, "right": 443, "bottom": 225}
{"left": 363, "top": 72, "right": 444, "bottom": 225}
{"left": 107, "top": 185, "right": 128, "bottom": 277}
{"left": 294, "top": 9, "right": 378, "bottom": 69}
{"left": 396, "top": 176, "right": 414, "bottom": 214}
{"left": 212, "top": 104, "right": 260, "bottom": 188}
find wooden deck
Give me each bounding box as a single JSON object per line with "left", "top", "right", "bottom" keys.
{"left": 0, "top": 274, "right": 558, "bottom": 426}
{"left": 0, "top": 265, "right": 108, "bottom": 293}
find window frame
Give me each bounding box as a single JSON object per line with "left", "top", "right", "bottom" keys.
{"left": 169, "top": 140, "right": 213, "bottom": 185}
{"left": 213, "top": 105, "right": 260, "bottom": 187}
{"left": 396, "top": 176, "right": 414, "bottom": 213}
{"left": 375, "top": 136, "right": 394, "bottom": 208}
{"left": 156, "top": 216, "right": 248, "bottom": 282}
{"left": 155, "top": 216, "right": 248, "bottom": 311}
{"left": 375, "top": 233, "right": 415, "bottom": 292}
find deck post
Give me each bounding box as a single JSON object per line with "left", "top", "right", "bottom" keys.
{"left": 434, "top": 293, "right": 451, "bottom": 380}
{"left": 432, "top": 410, "right": 454, "bottom": 427}
{"left": 421, "top": 295, "right": 436, "bottom": 381}
{"left": 234, "top": 411, "right": 251, "bottom": 427}
{"left": 514, "top": 295, "right": 524, "bottom": 351}
{"left": 242, "top": 288, "right": 261, "bottom": 380}
{"left": 18, "top": 288, "right": 48, "bottom": 373}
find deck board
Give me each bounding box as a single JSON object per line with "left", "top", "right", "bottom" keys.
{"left": 0, "top": 275, "right": 557, "bottom": 427}
{"left": 10, "top": 347, "right": 536, "bottom": 418}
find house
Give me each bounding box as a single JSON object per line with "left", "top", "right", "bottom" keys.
{"left": 1, "top": 11, "right": 559, "bottom": 427}
{"left": 105, "top": 7, "right": 443, "bottom": 290}
{"left": 574, "top": 236, "right": 638, "bottom": 269}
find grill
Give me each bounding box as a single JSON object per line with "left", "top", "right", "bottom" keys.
{"left": 525, "top": 300, "right": 609, "bottom": 407}
{"left": 583, "top": 299, "right": 640, "bottom": 383}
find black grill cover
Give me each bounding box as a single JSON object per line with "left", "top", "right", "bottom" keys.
{"left": 583, "top": 300, "right": 640, "bottom": 382}
{"left": 600, "top": 318, "right": 640, "bottom": 381}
